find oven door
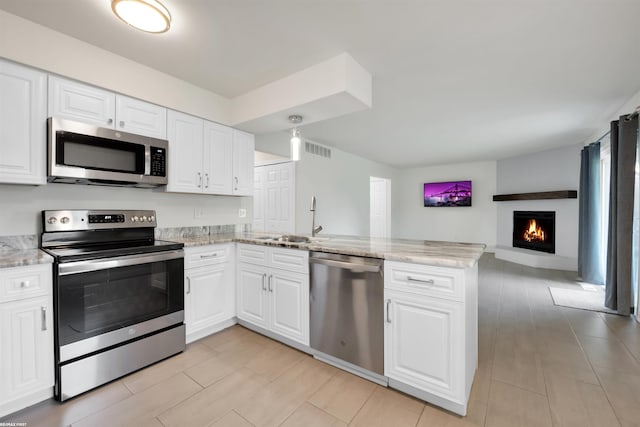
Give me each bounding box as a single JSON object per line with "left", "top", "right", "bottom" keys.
{"left": 55, "top": 250, "right": 184, "bottom": 362}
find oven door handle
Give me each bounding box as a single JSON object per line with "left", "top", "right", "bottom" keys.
{"left": 58, "top": 250, "right": 184, "bottom": 276}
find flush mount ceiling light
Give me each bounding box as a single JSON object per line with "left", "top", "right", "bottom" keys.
{"left": 289, "top": 115, "right": 303, "bottom": 161}
{"left": 111, "top": 0, "right": 171, "bottom": 33}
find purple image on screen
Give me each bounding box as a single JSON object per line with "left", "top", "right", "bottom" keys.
{"left": 423, "top": 180, "right": 472, "bottom": 207}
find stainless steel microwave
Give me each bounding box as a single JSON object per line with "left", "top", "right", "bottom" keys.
{"left": 47, "top": 117, "right": 168, "bottom": 188}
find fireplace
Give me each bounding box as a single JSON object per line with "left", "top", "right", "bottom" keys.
{"left": 513, "top": 211, "right": 555, "bottom": 253}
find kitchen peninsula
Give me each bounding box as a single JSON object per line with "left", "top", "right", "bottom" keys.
{"left": 164, "top": 230, "right": 484, "bottom": 415}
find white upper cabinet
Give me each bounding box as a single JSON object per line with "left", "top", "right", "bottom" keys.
{"left": 115, "top": 95, "right": 167, "bottom": 139}
{"left": 203, "top": 121, "right": 233, "bottom": 194}
{"left": 166, "top": 109, "right": 254, "bottom": 196}
{"left": 0, "top": 59, "right": 47, "bottom": 185}
{"left": 166, "top": 110, "right": 204, "bottom": 193}
{"left": 232, "top": 129, "right": 255, "bottom": 196}
{"left": 48, "top": 76, "right": 115, "bottom": 128}
{"left": 49, "top": 76, "right": 166, "bottom": 138}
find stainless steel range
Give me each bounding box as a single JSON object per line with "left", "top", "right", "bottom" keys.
{"left": 40, "top": 210, "right": 185, "bottom": 401}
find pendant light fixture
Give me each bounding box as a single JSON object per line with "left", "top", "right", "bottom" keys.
{"left": 111, "top": 0, "right": 172, "bottom": 33}
{"left": 289, "top": 115, "right": 303, "bottom": 161}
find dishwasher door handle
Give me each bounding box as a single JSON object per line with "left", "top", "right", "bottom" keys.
{"left": 309, "top": 257, "right": 381, "bottom": 273}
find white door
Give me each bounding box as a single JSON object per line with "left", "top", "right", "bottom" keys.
{"left": 232, "top": 129, "right": 255, "bottom": 196}
{"left": 166, "top": 110, "right": 203, "bottom": 193}
{"left": 265, "top": 162, "right": 296, "bottom": 233}
{"left": 236, "top": 263, "right": 269, "bottom": 329}
{"left": 384, "top": 290, "right": 462, "bottom": 400}
{"left": 0, "top": 296, "right": 54, "bottom": 405}
{"left": 115, "top": 95, "right": 167, "bottom": 139}
{"left": 0, "top": 60, "right": 46, "bottom": 185}
{"left": 253, "top": 167, "right": 266, "bottom": 232}
{"left": 203, "top": 121, "right": 233, "bottom": 195}
{"left": 370, "top": 177, "right": 391, "bottom": 238}
{"left": 269, "top": 270, "right": 309, "bottom": 345}
{"left": 185, "top": 264, "right": 230, "bottom": 336}
{"left": 48, "top": 76, "right": 115, "bottom": 128}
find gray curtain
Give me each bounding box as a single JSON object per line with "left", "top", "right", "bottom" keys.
{"left": 578, "top": 142, "right": 603, "bottom": 284}
{"left": 605, "top": 115, "right": 638, "bottom": 315}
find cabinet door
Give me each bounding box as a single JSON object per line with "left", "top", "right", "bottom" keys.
{"left": 384, "top": 290, "right": 462, "bottom": 401}
{"left": 0, "top": 60, "right": 46, "bottom": 185}
{"left": 265, "top": 162, "right": 295, "bottom": 233}
{"left": 232, "top": 129, "right": 254, "bottom": 196}
{"left": 185, "top": 263, "right": 233, "bottom": 336}
{"left": 48, "top": 76, "right": 115, "bottom": 128}
{"left": 166, "top": 110, "right": 203, "bottom": 193}
{"left": 203, "top": 121, "right": 233, "bottom": 195}
{"left": 115, "top": 95, "right": 167, "bottom": 139}
{"left": 253, "top": 167, "right": 266, "bottom": 232}
{"left": 269, "top": 270, "right": 309, "bottom": 345}
{"left": 0, "top": 296, "right": 54, "bottom": 406}
{"left": 236, "top": 263, "right": 269, "bottom": 329}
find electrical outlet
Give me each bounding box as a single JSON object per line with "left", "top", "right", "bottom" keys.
{"left": 194, "top": 208, "right": 204, "bottom": 219}
{"left": 238, "top": 208, "right": 247, "bottom": 218}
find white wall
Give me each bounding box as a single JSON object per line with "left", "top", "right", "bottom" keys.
{"left": 0, "top": 183, "right": 252, "bottom": 236}
{"left": 255, "top": 133, "right": 396, "bottom": 236}
{"left": 392, "top": 161, "right": 497, "bottom": 248}
{"left": 495, "top": 144, "right": 581, "bottom": 262}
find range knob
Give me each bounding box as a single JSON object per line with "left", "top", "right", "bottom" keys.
{"left": 132, "top": 216, "right": 139, "bottom": 222}
{"left": 47, "top": 217, "right": 57, "bottom": 224}
{"left": 60, "top": 217, "right": 70, "bottom": 224}
{"left": 149, "top": 215, "right": 155, "bottom": 222}
{"left": 141, "top": 216, "right": 148, "bottom": 222}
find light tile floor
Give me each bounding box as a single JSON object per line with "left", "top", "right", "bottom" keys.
{"left": 2, "top": 254, "right": 640, "bottom": 426}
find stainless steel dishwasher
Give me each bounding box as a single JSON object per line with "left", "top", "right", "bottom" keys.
{"left": 309, "top": 251, "right": 384, "bottom": 378}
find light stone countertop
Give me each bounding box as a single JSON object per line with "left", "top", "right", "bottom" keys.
{"left": 0, "top": 232, "right": 485, "bottom": 269}
{"left": 178, "top": 232, "right": 486, "bottom": 268}
{"left": 0, "top": 249, "right": 54, "bottom": 269}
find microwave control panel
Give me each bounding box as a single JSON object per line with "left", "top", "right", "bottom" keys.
{"left": 150, "top": 147, "right": 166, "bottom": 177}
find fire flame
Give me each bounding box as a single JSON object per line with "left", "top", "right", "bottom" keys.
{"left": 523, "top": 219, "right": 546, "bottom": 242}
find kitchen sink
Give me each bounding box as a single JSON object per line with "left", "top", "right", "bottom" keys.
{"left": 278, "top": 235, "right": 311, "bottom": 243}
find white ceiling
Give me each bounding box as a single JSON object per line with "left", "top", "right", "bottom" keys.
{"left": 1, "top": 0, "right": 639, "bottom": 167}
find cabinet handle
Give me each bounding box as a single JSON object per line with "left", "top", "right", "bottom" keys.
{"left": 234, "top": 176, "right": 238, "bottom": 190}
{"left": 41, "top": 306, "right": 47, "bottom": 331}
{"left": 262, "top": 273, "right": 267, "bottom": 291}
{"left": 20, "top": 280, "right": 30, "bottom": 288}
{"left": 386, "top": 299, "right": 391, "bottom": 323}
{"left": 407, "top": 276, "right": 435, "bottom": 284}
{"left": 197, "top": 172, "right": 202, "bottom": 188}
{"left": 107, "top": 118, "right": 113, "bottom": 124}
{"left": 205, "top": 173, "right": 210, "bottom": 189}
{"left": 200, "top": 253, "right": 217, "bottom": 259}
{"left": 268, "top": 275, "right": 273, "bottom": 292}
{"left": 186, "top": 277, "right": 191, "bottom": 294}
{"left": 119, "top": 120, "right": 125, "bottom": 127}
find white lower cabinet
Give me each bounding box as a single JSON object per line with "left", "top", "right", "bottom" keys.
{"left": 0, "top": 264, "right": 54, "bottom": 418}
{"left": 184, "top": 244, "right": 235, "bottom": 343}
{"left": 384, "top": 261, "right": 477, "bottom": 416}
{"left": 236, "top": 244, "right": 309, "bottom": 346}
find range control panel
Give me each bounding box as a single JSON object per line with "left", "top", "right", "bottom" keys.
{"left": 43, "top": 210, "right": 157, "bottom": 232}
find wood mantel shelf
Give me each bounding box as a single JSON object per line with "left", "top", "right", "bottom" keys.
{"left": 492, "top": 190, "right": 577, "bottom": 201}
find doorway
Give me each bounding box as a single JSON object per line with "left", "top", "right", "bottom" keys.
{"left": 370, "top": 177, "right": 391, "bottom": 238}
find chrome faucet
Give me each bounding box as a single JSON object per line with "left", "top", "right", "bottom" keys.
{"left": 310, "top": 196, "right": 323, "bottom": 237}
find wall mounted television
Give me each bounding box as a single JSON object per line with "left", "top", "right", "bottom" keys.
{"left": 423, "top": 180, "right": 472, "bottom": 207}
